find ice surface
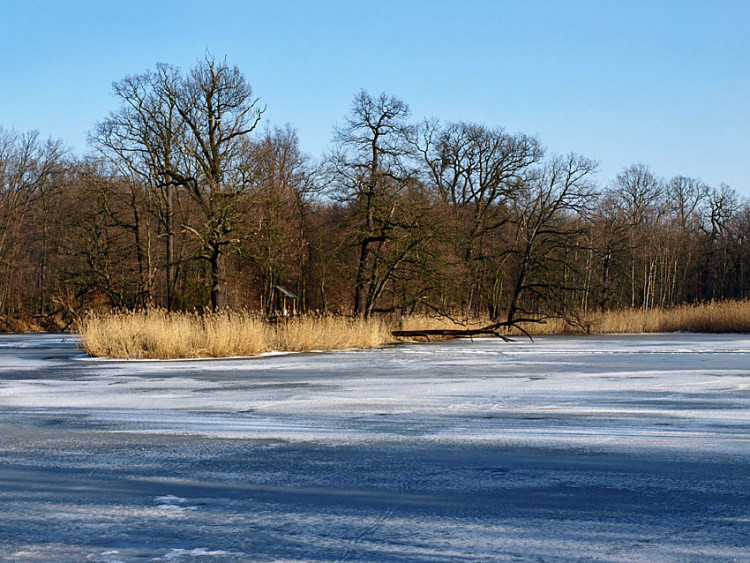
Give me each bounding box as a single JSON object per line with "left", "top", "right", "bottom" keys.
{"left": 0, "top": 332, "right": 748, "bottom": 561}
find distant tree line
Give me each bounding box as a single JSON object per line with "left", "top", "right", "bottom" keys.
{"left": 1, "top": 56, "right": 748, "bottom": 329}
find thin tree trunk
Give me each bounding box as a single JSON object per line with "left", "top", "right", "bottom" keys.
{"left": 165, "top": 184, "right": 175, "bottom": 311}
{"left": 601, "top": 252, "right": 611, "bottom": 313}
{"left": 210, "top": 248, "right": 227, "bottom": 311}
{"left": 353, "top": 194, "right": 375, "bottom": 317}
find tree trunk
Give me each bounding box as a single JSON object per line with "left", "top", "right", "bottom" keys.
{"left": 601, "top": 252, "right": 611, "bottom": 313}
{"left": 165, "top": 184, "right": 175, "bottom": 311}
{"left": 353, "top": 193, "right": 375, "bottom": 317}
{"left": 507, "top": 248, "right": 531, "bottom": 325}
{"left": 353, "top": 240, "right": 369, "bottom": 316}
{"left": 132, "top": 206, "right": 151, "bottom": 307}
{"left": 210, "top": 248, "right": 227, "bottom": 311}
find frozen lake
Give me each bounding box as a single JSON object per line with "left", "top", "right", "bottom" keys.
{"left": 0, "top": 333, "right": 748, "bottom": 561}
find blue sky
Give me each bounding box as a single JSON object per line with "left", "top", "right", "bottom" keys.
{"left": 1, "top": 0, "right": 748, "bottom": 194}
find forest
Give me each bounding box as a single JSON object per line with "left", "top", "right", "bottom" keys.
{"left": 1, "top": 56, "right": 748, "bottom": 331}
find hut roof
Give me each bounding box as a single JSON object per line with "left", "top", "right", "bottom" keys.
{"left": 274, "top": 285, "right": 298, "bottom": 299}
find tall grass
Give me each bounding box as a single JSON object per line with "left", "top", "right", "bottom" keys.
{"left": 80, "top": 310, "right": 392, "bottom": 359}
{"left": 591, "top": 300, "right": 750, "bottom": 334}
{"left": 400, "top": 300, "right": 750, "bottom": 336}
{"left": 398, "top": 314, "right": 492, "bottom": 332}
{"left": 81, "top": 300, "right": 750, "bottom": 359}
{"left": 273, "top": 315, "right": 392, "bottom": 352}
{"left": 514, "top": 300, "right": 750, "bottom": 335}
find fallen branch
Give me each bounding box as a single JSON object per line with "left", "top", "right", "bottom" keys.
{"left": 392, "top": 328, "right": 515, "bottom": 342}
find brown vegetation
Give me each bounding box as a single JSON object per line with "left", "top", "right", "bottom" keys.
{"left": 588, "top": 300, "right": 750, "bottom": 334}
{"left": 80, "top": 311, "right": 391, "bottom": 359}
{"left": 2, "top": 56, "right": 750, "bottom": 337}
{"left": 80, "top": 300, "right": 749, "bottom": 359}
{"left": 400, "top": 300, "right": 750, "bottom": 338}
{"left": 0, "top": 313, "right": 67, "bottom": 333}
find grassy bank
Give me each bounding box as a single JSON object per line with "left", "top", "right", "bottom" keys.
{"left": 588, "top": 300, "right": 750, "bottom": 334}
{"left": 80, "top": 301, "right": 750, "bottom": 359}
{"left": 80, "top": 311, "right": 391, "bottom": 359}
{"left": 400, "top": 300, "right": 750, "bottom": 336}
{"left": 0, "top": 314, "right": 66, "bottom": 333}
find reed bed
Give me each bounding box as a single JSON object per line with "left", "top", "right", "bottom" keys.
{"left": 81, "top": 300, "right": 750, "bottom": 359}
{"left": 273, "top": 315, "right": 392, "bottom": 352}
{"left": 400, "top": 300, "right": 750, "bottom": 337}
{"left": 398, "top": 314, "right": 492, "bottom": 332}
{"left": 590, "top": 300, "right": 750, "bottom": 334}
{"left": 80, "top": 310, "right": 391, "bottom": 359}
{"left": 511, "top": 300, "right": 750, "bottom": 335}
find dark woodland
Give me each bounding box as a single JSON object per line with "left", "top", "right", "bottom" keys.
{"left": 2, "top": 57, "right": 748, "bottom": 329}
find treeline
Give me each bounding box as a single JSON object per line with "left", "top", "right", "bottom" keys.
{"left": 1, "top": 56, "right": 748, "bottom": 329}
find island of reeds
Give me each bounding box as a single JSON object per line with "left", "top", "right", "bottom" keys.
{"left": 80, "top": 311, "right": 392, "bottom": 359}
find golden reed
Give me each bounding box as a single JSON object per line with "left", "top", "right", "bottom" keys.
{"left": 516, "top": 300, "right": 750, "bottom": 335}
{"left": 400, "top": 300, "right": 750, "bottom": 336}
{"left": 80, "top": 310, "right": 391, "bottom": 359}
{"left": 590, "top": 300, "right": 750, "bottom": 334}
{"left": 80, "top": 301, "right": 750, "bottom": 359}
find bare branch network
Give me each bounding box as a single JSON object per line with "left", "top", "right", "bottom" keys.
{"left": 1, "top": 57, "right": 748, "bottom": 332}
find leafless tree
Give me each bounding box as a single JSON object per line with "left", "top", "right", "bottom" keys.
{"left": 0, "top": 129, "right": 64, "bottom": 315}
{"left": 330, "top": 90, "right": 426, "bottom": 317}
{"left": 243, "top": 125, "right": 318, "bottom": 312}
{"left": 95, "top": 56, "right": 263, "bottom": 310}
{"left": 415, "top": 120, "right": 542, "bottom": 315}
{"left": 94, "top": 64, "right": 186, "bottom": 309}
{"left": 504, "top": 153, "right": 598, "bottom": 325}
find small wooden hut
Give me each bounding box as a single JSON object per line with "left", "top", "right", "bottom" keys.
{"left": 271, "top": 285, "right": 298, "bottom": 317}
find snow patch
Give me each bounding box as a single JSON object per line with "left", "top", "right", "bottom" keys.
{"left": 158, "top": 548, "right": 233, "bottom": 559}
{"left": 154, "top": 495, "right": 197, "bottom": 512}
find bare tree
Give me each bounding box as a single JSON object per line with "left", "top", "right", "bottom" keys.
{"left": 504, "top": 154, "right": 598, "bottom": 325}
{"left": 586, "top": 191, "right": 628, "bottom": 312}
{"left": 330, "top": 90, "right": 425, "bottom": 317}
{"left": 83, "top": 157, "right": 155, "bottom": 307}
{"left": 416, "top": 120, "right": 542, "bottom": 315}
{"left": 611, "top": 164, "right": 665, "bottom": 308}
{"left": 95, "top": 56, "right": 264, "bottom": 310}
{"left": 614, "top": 164, "right": 664, "bottom": 227}
{"left": 0, "top": 129, "right": 64, "bottom": 315}
{"left": 244, "top": 125, "right": 318, "bottom": 312}
{"left": 94, "top": 64, "right": 186, "bottom": 309}
{"left": 698, "top": 184, "right": 740, "bottom": 299}
{"left": 667, "top": 176, "right": 709, "bottom": 231}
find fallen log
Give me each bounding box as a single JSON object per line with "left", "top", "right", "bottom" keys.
{"left": 391, "top": 329, "right": 514, "bottom": 342}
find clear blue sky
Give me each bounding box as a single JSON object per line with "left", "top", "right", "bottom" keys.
{"left": 1, "top": 0, "right": 748, "bottom": 195}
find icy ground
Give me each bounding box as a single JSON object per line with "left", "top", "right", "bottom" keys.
{"left": 0, "top": 333, "right": 748, "bottom": 562}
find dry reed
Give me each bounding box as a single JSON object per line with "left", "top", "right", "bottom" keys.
{"left": 400, "top": 300, "right": 750, "bottom": 337}
{"left": 590, "top": 300, "right": 750, "bottom": 334}
{"left": 80, "top": 310, "right": 392, "bottom": 359}
{"left": 513, "top": 300, "right": 750, "bottom": 335}
{"left": 273, "top": 315, "right": 392, "bottom": 352}
{"left": 398, "top": 314, "right": 492, "bottom": 332}
{"left": 81, "top": 300, "right": 750, "bottom": 359}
